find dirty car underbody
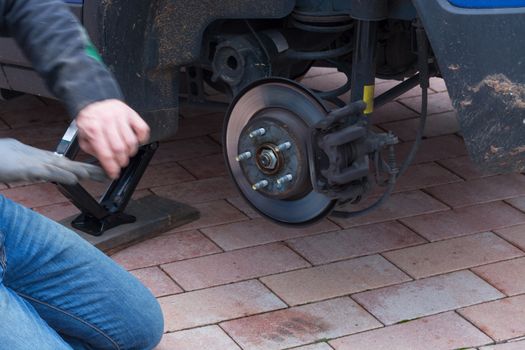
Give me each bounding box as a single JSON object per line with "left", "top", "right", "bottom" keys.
{"left": 0, "top": 0, "right": 524, "bottom": 233}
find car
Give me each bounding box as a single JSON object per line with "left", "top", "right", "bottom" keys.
{"left": 1, "top": 0, "right": 524, "bottom": 232}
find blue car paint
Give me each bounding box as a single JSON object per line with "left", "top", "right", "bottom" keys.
{"left": 61, "top": 0, "right": 525, "bottom": 11}
{"left": 449, "top": 0, "right": 525, "bottom": 8}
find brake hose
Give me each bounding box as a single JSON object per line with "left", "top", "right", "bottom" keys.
{"left": 331, "top": 21, "right": 430, "bottom": 219}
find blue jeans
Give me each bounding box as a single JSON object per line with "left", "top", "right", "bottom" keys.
{"left": 0, "top": 195, "right": 164, "bottom": 349}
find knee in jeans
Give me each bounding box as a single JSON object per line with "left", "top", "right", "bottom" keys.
{"left": 121, "top": 288, "right": 164, "bottom": 350}
{"left": 133, "top": 300, "right": 164, "bottom": 350}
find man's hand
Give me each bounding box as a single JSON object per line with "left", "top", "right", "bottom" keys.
{"left": 76, "top": 99, "right": 150, "bottom": 179}
{"left": 0, "top": 139, "right": 106, "bottom": 185}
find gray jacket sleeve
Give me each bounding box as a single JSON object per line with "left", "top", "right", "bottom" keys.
{"left": 1, "top": 0, "right": 124, "bottom": 117}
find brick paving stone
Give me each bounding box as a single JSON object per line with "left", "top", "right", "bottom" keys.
{"left": 76, "top": 178, "right": 157, "bottom": 199}
{"left": 202, "top": 218, "right": 339, "bottom": 251}
{"left": 151, "top": 176, "right": 237, "bottom": 205}
{"left": 399, "top": 91, "right": 454, "bottom": 115}
{"left": 473, "top": 258, "right": 525, "bottom": 296}
{"left": 129, "top": 266, "right": 182, "bottom": 297}
{"left": 394, "top": 134, "right": 467, "bottom": 164}
{"left": 353, "top": 270, "right": 503, "bottom": 325}
{"left": 480, "top": 341, "right": 525, "bottom": 350}
{"left": 292, "top": 343, "right": 334, "bottom": 350}
{"left": 330, "top": 312, "right": 492, "bottom": 350}
{"left": 261, "top": 255, "right": 411, "bottom": 306}
{"left": 429, "top": 77, "right": 448, "bottom": 93}
{"left": 0, "top": 183, "right": 67, "bottom": 208}
{"left": 302, "top": 67, "right": 338, "bottom": 78}
{"left": 301, "top": 72, "right": 348, "bottom": 99}
{"left": 0, "top": 121, "right": 68, "bottom": 146}
{"left": 427, "top": 174, "right": 525, "bottom": 208}
{"left": 155, "top": 326, "right": 241, "bottom": 350}
{"left": 221, "top": 297, "right": 381, "bottom": 350}
{"left": 6, "top": 178, "right": 45, "bottom": 189}
{"left": 438, "top": 156, "right": 500, "bottom": 180}
{"left": 370, "top": 101, "right": 418, "bottom": 124}
{"left": 169, "top": 200, "right": 248, "bottom": 233}
{"left": 384, "top": 232, "right": 523, "bottom": 278}
{"left": 0, "top": 94, "right": 46, "bottom": 115}
{"left": 209, "top": 131, "right": 222, "bottom": 145}
{"left": 75, "top": 178, "right": 111, "bottom": 197}
{"left": 126, "top": 189, "right": 152, "bottom": 201}
{"left": 159, "top": 280, "right": 286, "bottom": 331}
{"left": 459, "top": 295, "right": 525, "bottom": 342}
{"left": 393, "top": 162, "right": 462, "bottom": 193}
{"left": 381, "top": 110, "right": 460, "bottom": 141}
{"left": 287, "top": 221, "right": 426, "bottom": 265}
{"left": 1, "top": 102, "right": 68, "bottom": 129}
{"left": 375, "top": 79, "right": 429, "bottom": 99}
{"left": 163, "top": 243, "right": 310, "bottom": 290}
{"left": 178, "top": 154, "right": 228, "bottom": 179}
{"left": 331, "top": 190, "right": 448, "bottom": 228}
{"left": 111, "top": 230, "right": 221, "bottom": 270}
{"left": 495, "top": 224, "right": 525, "bottom": 251}
{"left": 506, "top": 197, "right": 525, "bottom": 213}
{"left": 137, "top": 162, "right": 195, "bottom": 189}
{"left": 227, "top": 196, "right": 261, "bottom": 219}
{"left": 400, "top": 87, "right": 430, "bottom": 99}
{"left": 152, "top": 137, "right": 221, "bottom": 164}
{"left": 401, "top": 201, "right": 525, "bottom": 241}
{"left": 34, "top": 201, "right": 80, "bottom": 222}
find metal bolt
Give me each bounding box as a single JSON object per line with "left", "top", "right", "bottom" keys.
{"left": 276, "top": 174, "right": 293, "bottom": 185}
{"left": 276, "top": 142, "right": 292, "bottom": 152}
{"left": 249, "top": 128, "right": 266, "bottom": 138}
{"left": 259, "top": 149, "right": 278, "bottom": 170}
{"left": 236, "top": 151, "right": 252, "bottom": 162}
{"left": 252, "top": 179, "right": 269, "bottom": 191}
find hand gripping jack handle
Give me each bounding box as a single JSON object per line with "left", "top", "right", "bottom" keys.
{"left": 54, "top": 121, "right": 158, "bottom": 236}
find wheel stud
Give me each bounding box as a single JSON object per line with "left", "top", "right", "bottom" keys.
{"left": 276, "top": 142, "right": 292, "bottom": 152}
{"left": 252, "top": 179, "right": 269, "bottom": 191}
{"left": 235, "top": 151, "right": 252, "bottom": 162}
{"left": 276, "top": 174, "right": 293, "bottom": 186}
{"left": 249, "top": 128, "right": 266, "bottom": 138}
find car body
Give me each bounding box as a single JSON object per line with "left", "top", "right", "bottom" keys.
{"left": 2, "top": 0, "right": 525, "bottom": 226}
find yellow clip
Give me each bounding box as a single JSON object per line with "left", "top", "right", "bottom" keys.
{"left": 363, "top": 85, "right": 375, "bottom": 114}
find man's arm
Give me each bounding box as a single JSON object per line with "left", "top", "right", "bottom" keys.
{"left": 2, "top": 0, "right": 121, "bottom": 117}
{"left": 1, "top": 0, "right": 150, "bottom": 179}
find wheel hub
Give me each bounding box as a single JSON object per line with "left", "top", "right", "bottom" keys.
{"left": 224, "top": 78, "right": 336, "bottom": 225}
{"left": 256, "top": 145, "right": 280, "bottom": 174}
{"left": 236, "top": 110, "right": 311, "bottom": 200}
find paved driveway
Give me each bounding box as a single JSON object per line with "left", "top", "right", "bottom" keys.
{"left": 2, "top": 69, "right": 525, "bottom": 349}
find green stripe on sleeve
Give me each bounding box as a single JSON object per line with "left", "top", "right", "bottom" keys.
{"left": 85, "top": 42, "right": 103, "bottom": 63}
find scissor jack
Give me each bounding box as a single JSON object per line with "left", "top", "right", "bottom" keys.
{"left": 54, "top": 122, "right": 199, "bottom": 250}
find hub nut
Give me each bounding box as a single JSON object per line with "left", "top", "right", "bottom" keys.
{"left": 259, "top": 149, "right": 278, "bottom": 170}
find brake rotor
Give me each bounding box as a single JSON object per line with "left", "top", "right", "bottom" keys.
{"left": 224, "top": 78, "right": 336, "bottom": 225}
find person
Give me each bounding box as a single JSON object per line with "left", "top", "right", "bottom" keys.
{"left": 0, "top": 0, "right": 164, "bottom": 349}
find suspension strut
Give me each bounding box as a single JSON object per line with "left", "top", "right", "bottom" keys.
{"left": 331, "top": 16, "right": 433, "bottom": 219}
{"left": 349, "top": 0, "right": 388, "bottom": 114}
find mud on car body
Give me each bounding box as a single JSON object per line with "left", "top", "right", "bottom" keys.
{"left": 1, "top": 0, "right": 524, "bottom": 230}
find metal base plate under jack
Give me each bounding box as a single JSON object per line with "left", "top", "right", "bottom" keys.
{"left": 60, "top": 195, "right": 200, "bottom": 252}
